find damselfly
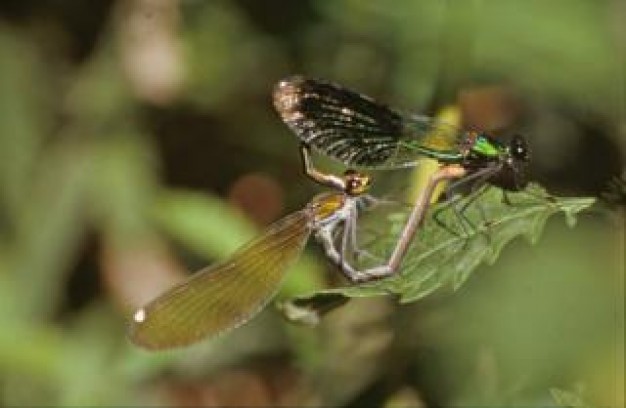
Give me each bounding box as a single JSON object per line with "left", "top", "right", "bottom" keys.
{"left": 273, "top": 76, "right": 531, "bottom": 277}
{"left": 273, "top": 76, "right": 529, "bottom": 190}
{"left": 129, "top": 165, "right": 392, "bottom": 350}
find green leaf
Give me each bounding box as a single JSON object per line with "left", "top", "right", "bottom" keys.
{"left": 10, "top": 142, "right": 93, "bottom": 320}
{"left": 277, "top": 293, "right": 349, "bottom": 326}
{"left": 151, "top": 190, "right": 256, "bottom": 259}
{"left": 550, "top": 386, "right": 594, "bottom": 408}
{"left": 0, "top": 28, "right": 50, "bottom": 221}
{"left": 283, "top": 184, "right": 595, "bottom": 314}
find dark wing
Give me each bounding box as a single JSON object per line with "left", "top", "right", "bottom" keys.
{"left": 273, "top": 76, "right": 463, "bottom": 169}
{"left": 128, "top": 211, "right": 311, "bottom": 350}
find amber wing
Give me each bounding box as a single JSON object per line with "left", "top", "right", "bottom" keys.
{"left": 128, "top": 210, "right": 312, "bottom": 350}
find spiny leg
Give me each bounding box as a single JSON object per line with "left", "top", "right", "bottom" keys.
{"left": 433, "top": 166, "right": 499, "bottom": 238}
{"left": 433, "top": 194, "right": 471, "bottom": 237}
{"left": 349, "top": 194, "right": 401, "bottom": 264}
{"left": 315, "top": 205, "right": 378, "bottom": 283}
{"left": 453, "top": 167, "right": 505, "bottom": 243}
{"left": 435, "top": 171, "right": 485, "bottom": 237}
{"left": 345, "top": 204, "right": 384, "bottom": 264}
{"left": 299, "top": 143, "right": 346, "bottom": 191}
{"left": 457, "top": 184, "right": 492, "bottom": 243}
{"left": 339, "top": 207, "right": 351, "bottom": 266}
{"left": 330, "top": 165, "right": 468, "bottom": 283}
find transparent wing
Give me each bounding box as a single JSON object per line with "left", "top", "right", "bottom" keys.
{"left": 128, "top": 210, "right": 312, "bottom": 350}
{"left": 273, "top": 76, "right": 463, "bottom": 169}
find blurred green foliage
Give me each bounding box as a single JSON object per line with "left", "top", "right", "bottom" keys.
{"left": 0, "top": 0, "right": 623, "bottom": 406}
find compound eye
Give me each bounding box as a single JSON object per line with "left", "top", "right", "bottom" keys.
{"left": 345, "top": 172, "right": 370, "bottom": 195}
{"left": 511, "top": 135, "right": 529, "bottom": 161}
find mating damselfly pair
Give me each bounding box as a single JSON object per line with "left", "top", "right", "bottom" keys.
{"left": 129, "top": 76, "right": 531, "bottom": 350}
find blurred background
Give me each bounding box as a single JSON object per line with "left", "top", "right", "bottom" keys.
{"left": 0, "top": 0, "right": 623, "bottom": 406}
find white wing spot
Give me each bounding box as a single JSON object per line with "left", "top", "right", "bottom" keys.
{"left": 133, "top": 308, "right": 147, "bottom": 323}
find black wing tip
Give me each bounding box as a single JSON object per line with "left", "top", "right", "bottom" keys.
{"left": 273, "top": 76, "right": 308, "bottom": 123}
{"left": 272, "top": 75, "right": 343, "bottom": 120}
{"left": 274, "top": 76, "right": 342, "bottom": 95}
{"left": 273, "top": 75, "right": 309, "bottom": 101}
{"left": 274, "top": 75, "right": 306, "bottom": 89}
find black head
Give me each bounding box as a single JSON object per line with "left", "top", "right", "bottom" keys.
{"left": 488, "top": 134, "right": 530, "bottom": 191}
{"left": 509, "top": 134, "right": 530, "bottom": 163}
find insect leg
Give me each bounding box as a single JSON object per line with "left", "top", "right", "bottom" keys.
{"left": 433, "top": 165, "right": 498, "bottom": 237}
{"left": 317, "top": 225, "right": 371, "bottom": 282}
{"left": 345, "top": 202, "right": 383, "bottom": 263}
{"left": 433, "top": 194, "right": 469, "bottom": 237}
{"left": 300, "top": 143, "right": 346, "bottom": 191}
{"left": 335, "top": 165, "right": 468, "bottom": 283}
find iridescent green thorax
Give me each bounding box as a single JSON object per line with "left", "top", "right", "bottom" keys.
{"left": 468, "top": 133, "right": 502, "bottom": 158}
{"left": 396, "top": 131, "right": 510, "bottom": 167}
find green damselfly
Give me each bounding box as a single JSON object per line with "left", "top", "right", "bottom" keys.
{"left": 274, "top": 76, "right": 531, "bottom": 277}
{"left": 273, "top": 76, "right": 529, "bottom": 189}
